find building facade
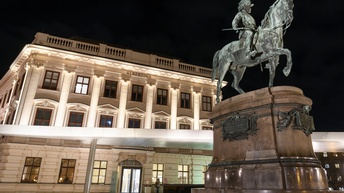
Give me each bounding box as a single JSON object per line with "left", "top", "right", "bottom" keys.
{"left": 0, "top": 32, "right": 219, "bottom": 193}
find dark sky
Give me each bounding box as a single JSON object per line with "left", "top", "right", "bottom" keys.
{"left": 1, "top": 0, "right": 343, "bottom": 132}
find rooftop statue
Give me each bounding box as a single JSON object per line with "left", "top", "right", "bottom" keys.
{"left": 212, "top": 0, "right": 294, "bottom": 103}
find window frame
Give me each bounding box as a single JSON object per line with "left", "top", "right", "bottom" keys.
{"left": 99, "top": 115, "right": 114, "bottom": 128}
{"left": 178, "top": 164, "right": 189, "bottom": 184}
{"left": 180, "top": 124, "right": 191, "bottom": 130}
{"left": 104, "top": 80, "right": 117, "bottom": 98}
{"left": 74, "top": 75, "right": 90, "bottom": 95}
{"left": 131, "top": 84, "right": 144, "bottom": 102}
{"left": 128, "top": 118, "right": 141, "bottom": 128}
{"left": 155, "top": 121, "right": 167, "bottom": 129}
{"left": 42, "top": 70, "right": 60, "bottom": 90}
{"left": 152, "top": 163, "right": 164, "bottom": 184}
{"left": 58, "top": 159, "right": 76, "bottom": 184}
{"left": 92, "top": 160, "right": 108, "bottom": 184}
{"left": 157, "top": 88, "right": 168, "bottom": 105}
{"left": 202, "top": 96, "right": 212, "bottom": 111}
{"left": 33, "top": 108, "right": 52, "bottom": 126}
{"left": 21, "top": 157, "right": 42, "bottom": 183}
{"left": 180, "top": 92, "right": 190, "bottom": 109}
{"left": 68, "top": 112, "right": 84, "bottom": 127}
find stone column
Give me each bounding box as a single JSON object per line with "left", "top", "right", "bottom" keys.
{"left": 18, "top": 64, "right": 42, "bottom": 125}
{"left": 193, "top": 89, "right": 201, "bottom": 130}
{"left": 170, "top": 83, "right": 179, "bottom": 130}
{"left": 87, "top": 76, "right": 102, "bottom": 127}
{"left": 117, "top": 79, "right": 129, "bottom": 128}
{"left": 55, "top": 71, "right": 73, "bottom": 126}
{"left": 144, "top": 83, "right": 155, "bottom": 129}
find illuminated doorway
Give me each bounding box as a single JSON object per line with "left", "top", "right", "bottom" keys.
{"left": 119, "top": 160, "right": 142, "bottom": 193}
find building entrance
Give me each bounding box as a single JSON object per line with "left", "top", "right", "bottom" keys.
{"left": 119, "top": 160, "right": 142, "bottom": 193}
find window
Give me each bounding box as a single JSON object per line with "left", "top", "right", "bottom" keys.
{"left": 21, "top": 157, "right": 42, "bottom": 183}
{"left": 325, "top": 163, "right": 330, "bottom": 168}
{"left": 92, "top": 160, "right": 107, "bottom": 184}
{"left": 34, "top": 108, "right": 52, "bottom": 126}
{"left": 68, "top": 112, "right": 84, "bottom": 127}
{"left": 334, "top": 153, "right": 338, "bottom": 157}
{"left": 131, "top": 84, "right": 143, "bottom": 102}
{"left": 155, "top": 121, "right": 167, "bottom": 129}
{"left": 99, "top": 115, "right": 113, "bottom": 127}
{"left": 202, "top": 165, "right": 208, "bottom": 184}
{"left": 202, "top": 126, "right": 212, "bottom": 130}
{"left": 128, "top": 118, "right": 141, "bottom": 128}
{"left": 157, "top": 88, "right": 168, "bottom": 105}
{"left": 180, "top": 124, "right": 190, "bottom": 130}
{"left": 202, "top": 96, "right": 212, "bottom": 111}
{"left": 75, "top": 76, "right": 90, "bottom": 94}
{"left": 178, "top": 164, "right": 189, "bottom": 184}
{"left": 58, "top": 159, "right": 76, "bottom": 184}
{"left": 42, "top": 71, "right": 60, "bottom": 90}
{"left": 323, "top": 152, "right": 328, "bottom": 157}
{"left": 180, "top": 93, "right": 190, "bottom": 108}
{"left": 152, "top": 163, "right": 164, "bottom": 184}
{"left": 104, "top": 80, "right": 117, "bottom": 98}
{"left": 335, "top": 164, "right": 340, "bottom": 168}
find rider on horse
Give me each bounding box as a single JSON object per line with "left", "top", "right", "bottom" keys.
{"left": 232, "top": 0, "right": 258, "bottom": 59}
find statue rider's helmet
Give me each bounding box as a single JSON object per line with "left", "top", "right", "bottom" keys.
{"left": 238, "top": 0, "right": 254, "bottom": 11}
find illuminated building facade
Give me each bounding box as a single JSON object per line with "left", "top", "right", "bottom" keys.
{"left": 0, "top": 32, "right": 218, "bottom": 193}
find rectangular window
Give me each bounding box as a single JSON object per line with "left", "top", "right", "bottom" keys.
{"left": 42, "top": 70, "right": 60, "bottom": 90}
{"left": 202, "top": 96, "right": 212, "bottom": 111}
{"left": 58, "top": 159, "right": 76, "bottom": 184}
{"left": 180, "top": 93, "right": 190, "bottom": 108}
{"left": 21, "top": 157, "right": 42, "bottom": 183}
{"left": 323, "top": 152, "right": 328, "bottom": 157}
{"left": 99, "top": 115, "right": 113, "bottom": 127}
{"left": 104, "top": 80, "right": 117, "bottom": 98}
{"left": 157, "top": 88, "right": 168, "bottom": 105}
{"left": 155, "top": 121, "right": 167, "bottom": 129}
{"left": 92, "top": 160, "right": 107, "bottom": 184}
{"left": 180, "top": 124, "right": 190, "bottom": 130}
{"left": 202, "top": 126, "right": 212, "bottom": 130}
{"left": 34, "top": 108, "right": 52, "bottom": 126}
{"left": 131, "top": 84, "right": 143, "bottom": 102}
{"left": 75, "top": 76, "right": 90, "bottom": 95}
{"left": 128, "top": 118, "right": 141, "bottom": 128}
{"left": 202, "top": 165, "right": 208, "bottom": 184}
{"left": 335, "top": 164, "right": 340, "bottom": 168}
{"left": 152, "top": 163, "right": 164, "bottom": 184}
{"left": 178, "top": 164, "right": 189, "bottom": 184}
{"left": 68, "top": 112, "right": 84, "bottom": 127}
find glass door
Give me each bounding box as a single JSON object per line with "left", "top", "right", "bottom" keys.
{"left": 120, "top": 167, "right": 141, "bottom": 193}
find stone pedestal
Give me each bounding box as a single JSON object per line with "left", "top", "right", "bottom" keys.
{"left": 193, "top": 86, "right": 331, "bottom": 193}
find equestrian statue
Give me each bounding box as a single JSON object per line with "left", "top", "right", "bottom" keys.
{"left": 212, "top": 0, "right": 294, "bottom": 103}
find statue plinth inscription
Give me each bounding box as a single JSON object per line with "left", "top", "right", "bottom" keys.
{"left": 192, "top": 86, "right": 329, "bottom": 193}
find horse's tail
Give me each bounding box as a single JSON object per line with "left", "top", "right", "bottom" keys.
{"left": 211, "top": 50, "right": 220, "bottom": 82}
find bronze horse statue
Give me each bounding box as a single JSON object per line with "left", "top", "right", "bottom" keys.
{"left": 212, "top": 0, "right": 294, "bottom": 103}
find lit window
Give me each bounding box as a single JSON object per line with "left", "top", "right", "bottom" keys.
{"left": 157, "top": 88, "right": 168, "bottom": 105}
{"left": 178, "top": 164, "right": 189, "bottom": 184}
{"left": 180, "top": 124, "right": 190, "bottom": 130}
{"left": 68, "top": 112, "right": 84, "bottom": 127}
{"left": 21, "top": 157, "right": 42, "bottom": 183}
{"left": 155, "top": 121, "right": 167, "bottom": 129}
{"left": 202, "top": 96, "right": 212, "bottom": 111}
{"left": 92, "top": 160, "right": 107, "bottom": 184}
{"left": 131, "top": 84, "right": 143, "bottom": 102}
{"left": 99, "top": 115, "right": 113, "bottom": 127}
{"left": 58, "top": 159, "right": 76, "bottom": 184}
{"left": 34, "top": 108, "right": 52, "bottom": 126}
{"left": 323, "top": 152, "right": 327, "bottom": 157}
{"left": 334, "top": 153, "right": 338, "bottom": 157}
{"left": 325, "top": 164, "right": 330, "bottom": 168}
{"left": 128, "top": 118, "right": 141, "bottom": 128}
{"left": 75, "top": 76, "right": 90, "bottom": 95}
{"left": 335, "top": 164, "right": 340, "bottom": 168}
{"left": 180, "top": 93, "right": 190, "bottom": 108}
{"left": 104, "top": 80, "right": 117, "bottom": 98}
{"left": 152, "top": 163, "right": 164, "bottom": 184}
{"left": 42, "top": 70, "right": 60, "bottom": 90}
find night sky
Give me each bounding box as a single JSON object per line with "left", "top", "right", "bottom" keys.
{"left": 1, "top": 0, "right": 343, "bottom": 132}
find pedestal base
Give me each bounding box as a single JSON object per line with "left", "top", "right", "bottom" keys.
{"left": 198, "top": 87, "right": 329, "bottom": 192}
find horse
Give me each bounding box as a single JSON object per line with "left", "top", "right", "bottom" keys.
{"left": 212, "top": 0, "right": 294, "bottom": 103}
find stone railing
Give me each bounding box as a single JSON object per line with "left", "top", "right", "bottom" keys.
{"left": 33, "top": 32, "right": 212, "bottom": 78}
